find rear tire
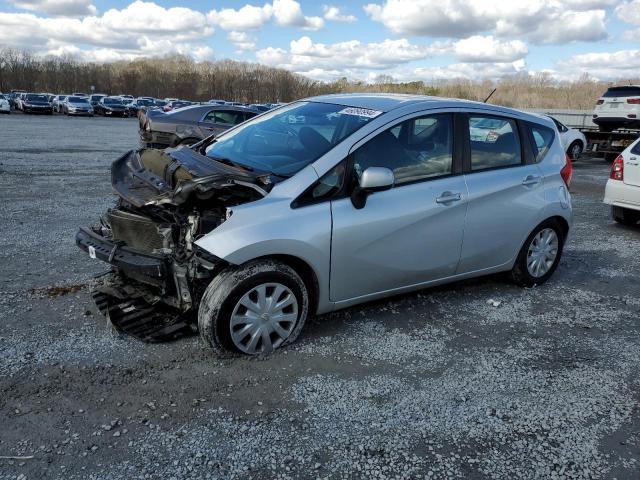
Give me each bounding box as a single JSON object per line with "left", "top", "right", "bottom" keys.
{"left": 612, "top": 206, "right": 640, "bottom": 226}
{"left": 198, "top": 260, "right": 309, "bottom": 356}
{"left": 510, "top": 219, "right": 565, "bottom": 287}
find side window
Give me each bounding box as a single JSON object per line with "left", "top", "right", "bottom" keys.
{"left": 352, "top": 113, "right": 453, "bottom": 186}
{"left": 468, "top": 115, "right": 521, "bottom": 171}
{"left": 631, "top": 140, "right": 640, "bottom": 156}
{"left": 529, "top": 124, "right": 555, "bottom": 163}
{"left": 215, "top": 111, "right": 241, "bottom": 124}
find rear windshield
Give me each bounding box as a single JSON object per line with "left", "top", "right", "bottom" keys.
{"left": 91, "top": 95, "right": 105, "bottom": 101}
{"left": 26, "top": 94, "right": 48, "bottom": 102}
{"left": 602, "top": 87, "right": 640, "bottom": 98}
{"left": 69, "top": 96, "right": 89, "bottom": 103}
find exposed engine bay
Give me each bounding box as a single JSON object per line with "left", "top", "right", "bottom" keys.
{"left": 76, "top": 146, "right": 274, "bottom": 341}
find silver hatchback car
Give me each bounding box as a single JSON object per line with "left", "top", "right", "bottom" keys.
{"left": 77, "top": 94, "right": 573, "bottom": 355}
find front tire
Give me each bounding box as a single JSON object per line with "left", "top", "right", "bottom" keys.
{"left": 612, "top": 206, "right": 640, "bottom": 226}
{"left": 198, "top": 260, "right": 309, "bottom": 355}
{"left": 510, "top": 219, "right": 565, "bottom": 287}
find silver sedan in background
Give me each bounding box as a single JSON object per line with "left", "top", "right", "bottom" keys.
{"left": 77, "top": 94, "right": 573, "bottom": 355}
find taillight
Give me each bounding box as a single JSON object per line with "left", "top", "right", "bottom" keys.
{"left": 610, "top": 155, "right": 624, "bottom": 181}
{"left": 627, "top": 98, "right": 640, "bottom": 104}
{"left": 561, "top": 154, "right": 573, "bottom": 189}
{"left": 596, "top": 99, "right": 604, "bottom": 105}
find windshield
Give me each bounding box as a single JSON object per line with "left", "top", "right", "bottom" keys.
{"left": 26, "top": 94, "right": 48, "bottom": 102}
{"left": 205, "top": 101, "right": 381, "bottom": 177}
{"left": 69, "top": 96, "right": 89, "bottom": 103}
{"left": 104, "top": 97, "right": 122, "bottom": 105}
{"left": 91, "top": 95, "right": 105, "bottom": 101}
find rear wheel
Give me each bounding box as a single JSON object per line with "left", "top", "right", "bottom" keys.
{"left": 198, "top": 260, "right": 309, "bottom": 355}
{"left": 612, "top": 206, "right": 640, "bottom": 226}
{"left": 568, "top": 140, "right": 583, "bottom": 160}
{"left": 510, "top": 219, "right": 565, "bottom": 287}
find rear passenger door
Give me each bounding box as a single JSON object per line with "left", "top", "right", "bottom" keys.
{"left": 458, "top": 113, "right": 546, "bottom": 273}
{"left": 198, "top": 110, "right": 240, "bottom": 137}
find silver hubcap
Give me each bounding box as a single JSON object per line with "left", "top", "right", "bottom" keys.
{"left": 527, "top": 228, "right": 559, "bottom": 278}
{"left": 230, "top": 283, "right": 298, "bottom": 354}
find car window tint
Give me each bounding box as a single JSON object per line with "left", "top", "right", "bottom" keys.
{"left": 603, "top": 87, "right": 640, "bottom": 98}
{"left": 631, "top": 140, "right": 640, "bottom": 156}
{"left": 529, "top": 124, "right": 555, "bottom": 163}
{"left": 215, "top": 111, "right": 241, "bottom": 124}
{"left": 468, "top": 116, "right": 521, "bottom": 171}
{"left": 352, "top": 113, "right": 453, "bottom": 186}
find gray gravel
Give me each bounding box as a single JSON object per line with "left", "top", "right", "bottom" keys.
{"left": 1, "top": 113, "right": 640, "bottom": 479}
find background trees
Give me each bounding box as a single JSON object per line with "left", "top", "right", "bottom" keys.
{"left": 0, "top": 48, "right": 632, "bottom": 109}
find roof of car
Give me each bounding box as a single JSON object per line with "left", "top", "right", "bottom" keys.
{"left": 304, "top": 93, "right": 551, "bottom": 125}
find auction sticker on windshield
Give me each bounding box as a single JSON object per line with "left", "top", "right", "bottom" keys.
{"left": 338, "top": 107, "right": 383, "bottom": 118}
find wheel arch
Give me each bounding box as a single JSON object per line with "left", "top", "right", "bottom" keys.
{"left": 247, "top": 254, "right": 320, "bottom": 317}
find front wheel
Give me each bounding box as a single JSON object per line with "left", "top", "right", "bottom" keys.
{"left": 510, "top": 219, "right": 565, "bottom": 287}
{"left": 198, "top": 260, "right": 309, "bottom": 355}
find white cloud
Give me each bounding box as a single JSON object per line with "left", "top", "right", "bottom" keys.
{"left": 228, "top": 31, "right": 257, "bottom": 51}
{"left": 616, "top": 0, "right": 640, "bottom": 24}
{"left": 257, "top": 35, "right": 430, "bottom": 76}
{"left": 555, "top": 49, "right": 640, "bottom": 80}
{"left": 11, "top": 0, "right": 96, "bottom": 17}
{"left": 444, "top": 36, "right": 528, "bottom": 63}
{"left": 322, "top": 5, "right": 357, "bottom": 22}
{"left": 0, "top": 2, "right": 214, "bottom": 62}
{"left": 272, "top": 0, "right": 324, "bottom": 30}
{"left": 207, "top": 4, "right": 273, "bottom": 31}
{"left": 364, "top": 0, "right": 608, "bottom": 44}
{"left": 411, "top": 59, "right": 527, "bottom": 81}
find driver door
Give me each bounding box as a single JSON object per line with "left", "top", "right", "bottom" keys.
{"left": 329, "top": 112, "right": 468, "bottom": 302}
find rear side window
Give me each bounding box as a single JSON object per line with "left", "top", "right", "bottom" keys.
{"left": 602, "top": 87, "right": 640, "bottom": 98}
{"left": 631, "top": 140, "right": 640, "bottom": 155}
{"left": 468, "top": 115, "right": 521, "bottom": 171}
{"left": 529, "top": 123, "right": 556, "bottom": 163}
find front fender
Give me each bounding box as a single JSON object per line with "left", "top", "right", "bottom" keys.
{"left": 194, "top": 185, "right": 333, "bottom": 314}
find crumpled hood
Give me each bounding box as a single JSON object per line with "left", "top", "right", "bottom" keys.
{"left": 111, "top": 147, "right": 271, "bottom": 208}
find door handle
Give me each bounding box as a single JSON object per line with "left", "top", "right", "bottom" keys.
{"left": 522, "top": 175, "right": 541, "bottom": 186}
{"left": 435, "top": 192, "right": 462, "bottom": 204}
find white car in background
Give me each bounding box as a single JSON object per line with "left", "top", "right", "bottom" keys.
{"left": 604, "top": 137, "right": 640, "bottom": 226}
{"left": 0, "top": 94, "right": 10, "bottom": 114}
{"left": 547, "top": 116, "right": 587, "bottom": 159}
{"left": 593, "top": 85, "right": 640, "bottom": 132}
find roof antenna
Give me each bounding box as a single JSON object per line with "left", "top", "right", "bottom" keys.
{"left": 483, "top": 88, "right": 497, "bottom": 103}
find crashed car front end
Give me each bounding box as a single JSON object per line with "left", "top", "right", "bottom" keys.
{"left": 76, "top": 147, "right": 271, "bottom": 341}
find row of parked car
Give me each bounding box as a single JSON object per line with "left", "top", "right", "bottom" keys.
{"left": 0, "top": 89, "right": 280, "bottom": 118}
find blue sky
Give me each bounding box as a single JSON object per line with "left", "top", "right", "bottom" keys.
{"left": 1, "top": 0, "right": 639, "bottom": 82}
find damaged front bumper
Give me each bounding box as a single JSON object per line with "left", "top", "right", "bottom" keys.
{"left": 76, "top": 228, "right": 199, "bottom": 342}
{"left": 76, "top": 227, "right": 168, "bottom": 289}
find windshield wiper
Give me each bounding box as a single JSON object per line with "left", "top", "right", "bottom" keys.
{"left": 209, "top": 156, "right": 254, "bottom": 172}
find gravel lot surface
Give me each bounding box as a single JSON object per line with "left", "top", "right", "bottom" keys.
{"left": 1, "top": 113, "right": 639, "bottom": 480}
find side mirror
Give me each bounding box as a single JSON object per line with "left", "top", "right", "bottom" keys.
{"left": 351, "top": 167, "right": 394, "bottom": 209}
{"left": 359, "top": 167, "right": 395, "bottom": 191}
